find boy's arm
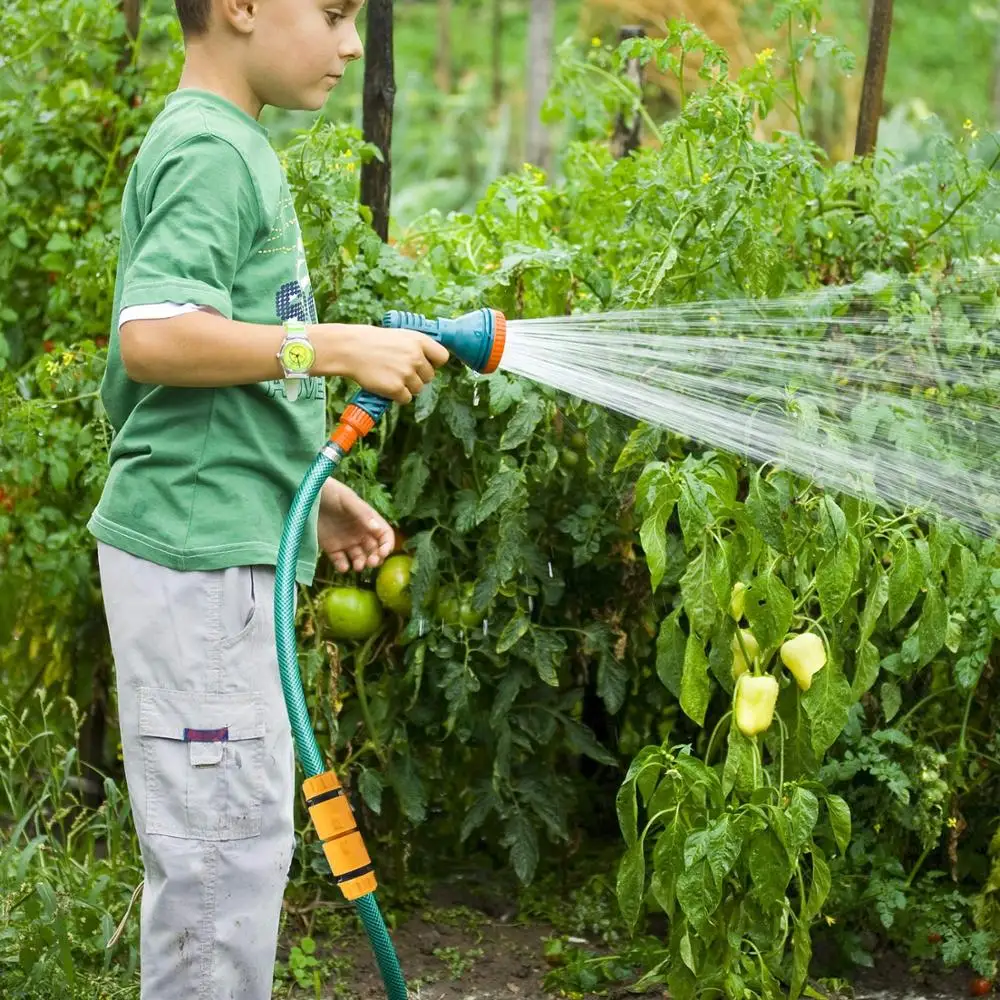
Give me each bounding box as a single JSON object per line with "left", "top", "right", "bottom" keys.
{"left": 120, "top": 312, "right": 449, "bottom": 403}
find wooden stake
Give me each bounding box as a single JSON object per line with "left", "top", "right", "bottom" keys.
{"left": 611, "top": 25, "right": 645, "bottom": 159}
{"left": 854, "top": 0, "right": 893, "bottom": 157}
{"left": 361, "top": 0, "right": 396, "bottom": 243}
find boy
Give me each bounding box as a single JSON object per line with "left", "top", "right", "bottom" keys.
{"left": 89, "top": 0, "right": 448, "bottom": 996}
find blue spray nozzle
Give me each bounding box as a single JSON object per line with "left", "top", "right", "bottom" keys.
{"left": 382, "top": 308, "right": 506, "bottom": 375}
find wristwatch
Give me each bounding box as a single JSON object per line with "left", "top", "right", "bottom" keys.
{"left": 276, "top": 319, "right": 316, "bottom": 402}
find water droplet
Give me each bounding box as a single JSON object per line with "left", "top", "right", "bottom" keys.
{"left": 473, "top": 385, "right": 480, "bottom": 406}
{"left": 483, "top": 618, "right": 489, "bottom": 636}
{"left": 528, "top": 596, "right": 534, "bottom": 612}
{"left": 418, "top": 617, "right": 424, "bottom": 637}
{"left": 548, "top": 561, "right": 553, "bottom": 578}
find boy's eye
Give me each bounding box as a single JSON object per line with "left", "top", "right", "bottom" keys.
{"left": 325, "top": 10, "right": 344, "bottom": 25}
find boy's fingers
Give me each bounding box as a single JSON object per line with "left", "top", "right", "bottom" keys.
{"left": 422, "top": 337, "right": 450, "bottom": 367}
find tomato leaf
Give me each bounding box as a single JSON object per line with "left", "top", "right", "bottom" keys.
{"left": 500, "top": 394, "right": 545, "bottom": 450}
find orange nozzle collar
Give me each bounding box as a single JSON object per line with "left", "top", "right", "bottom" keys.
{"left": 482, "top": 311, "right": 506, "bottom": 374}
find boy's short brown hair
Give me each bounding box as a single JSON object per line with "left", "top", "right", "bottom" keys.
{"left": 175, "top": 0, "right": 211, "bottom": 35}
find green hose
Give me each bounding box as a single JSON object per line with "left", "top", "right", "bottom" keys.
{"left": 274, "top": 445, "right": 407, "bottom": 1000}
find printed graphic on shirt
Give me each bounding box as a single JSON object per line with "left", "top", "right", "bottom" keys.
{"left": 262, "top": 189, "right": 324, "bottom": 402}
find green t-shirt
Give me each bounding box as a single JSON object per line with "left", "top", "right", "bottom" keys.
{"left": 88, "top": 89, "right": 326, "bottom": 584}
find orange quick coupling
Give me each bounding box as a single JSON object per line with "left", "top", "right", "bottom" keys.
{"left": 302, "top": 770, "right": 377, "bottom": 900}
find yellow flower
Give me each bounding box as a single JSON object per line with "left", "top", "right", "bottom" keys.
{"left": 591, "top": 36, "right": 602, "bottom": 47}
{"left": 825, "top": 915, "right": 837, "bottom": 926}
{"left": 346, "top": 162, "right": 355, "bottom": 172}
{"left": 345, "top": 149, "right": 354, "bottom": 158}
{"left": 701, "top": 172, "right": 712, "bottom": 184}
{"left": 963, "top": 119, "right": 973, "bottom": 130}
{"left": 61, "top": 351, "right": 75, "bottom": 366}
{"left": 947, "top": 816, "right": 959, "bottom": 828}
{"left": 756, "top": 48, "right": 775, "bottom": 65}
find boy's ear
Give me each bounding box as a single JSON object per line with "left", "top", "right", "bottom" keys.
{"left": 220, "top": 0, "right": 259, "bottom": 34}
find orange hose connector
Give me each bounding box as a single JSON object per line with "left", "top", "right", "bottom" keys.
{"left": 303, "top": 770, "right": 377, "bottom": 900}
{"left": 330, "top": 404, "right": 376, "bottom": 454}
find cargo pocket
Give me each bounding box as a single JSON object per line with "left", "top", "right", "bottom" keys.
{"left": 139, "top": 686, "right": 265, "bottom": 841}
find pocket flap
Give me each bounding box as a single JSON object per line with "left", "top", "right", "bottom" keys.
{"left": 138, "top": 687, "right": 265, "bottom": 743}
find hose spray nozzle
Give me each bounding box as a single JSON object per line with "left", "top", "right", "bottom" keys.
{"left": 329, "top": 308, "right": 507, "bottom": 454}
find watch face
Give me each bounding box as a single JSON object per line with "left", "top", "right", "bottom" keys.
{"left": 283, "top": 341, "right": 314, "bottom": 373}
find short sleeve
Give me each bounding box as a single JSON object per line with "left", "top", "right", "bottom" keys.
{"left": 121, "top": 134, "right": 262, "bottom": 320}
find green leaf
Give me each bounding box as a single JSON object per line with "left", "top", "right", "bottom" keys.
{"left": 723, "top": 720, "right": 754, "bottom": 796}
{"left": 503, "top": 813, "right": 540, "bottom": 884}
{"left": 817, "top": 533, "right": 859, "bottom": 619}
{"left": 852, "top": 639, "right": 880, "bottom": 699}
{"left": 45, "top": 232, "right": 73, "bottom": 253}
{"left": 497, "top": 612, "right": 531, "bottom": 655}
{"left": 410, "top": 531, "right": 439, "bottom": 612}
{"left": 9, "top": 226, "right": 28, "bottom": 250}
{"left": 614, "top": 422, "right": 663, "bottom": 473}
{"left": 676, "top": 856, "right": 721, "bottom": 933}
{"left": 441, "top": 395, "right": 477, "bottom": 457}
{"left": 532, "top": 630, "right": 566, "bottom": 687}
{"left": 358, "top": 769, "right": 383, "bottom": 814}
{"left": 917, "top": 586, "right": 948, "bottom": 666}
{"left": 680, "top": 545, "right": 719, "bottom": 635}
{"left": 803, "top": 653, "right": 852, "bottom": 755}
{"left": 807, "top": 846, "right": 831, "bottom": 919}
{"left": 616, "top": 774, "right": 638, "bottom": 846}
{"left": 744, "top": 570, "right": 794, "bottom": 651}
{"left": 563, "top": 719, "right": 616, "bottom": 765}
{"left": 656, "top": 611, "right": 685, "bottom": 698}
{"left": 888, "top": 541, "right": 922, "bottom": 627}
{"left": 476, "top": 465, "right": 522, "bottom": 523}
{"left": 678, "top": 471, "right": 714, "bottom": 546}
{"left": 787, "top": 787, "right": 820, "bottom": 849}
{"left": 880, "top": 680, "right": 902, "bottom": 723}
{"left": 388, "top": 754, "right": 427, "bottom": 823}
{"left": 500, "top": 394, "right": 545, "bottom": 450}
{"left": 746, "top": 472, "right": 787, "bottom": 552}
{"left": 859, "top": 565, "right": 889, "bottom": 642}
{"left": 790, "top": 920, "right": 812, "bottom": 1000}
{"left": 749, "top": 830, "right": 791, "bottom": 910}
{"left": 680, "top": 632, "right": 710, "bottom": 726}
{"left": 617, "top": 841, "right": 646, "bottom": 929}
{"left": 636, "top": 463, "right": 679, "bottom": 591}
{"left": 826, "top": 794, "right": 851, "bottom": 853}
{"left": 394, "top": 451, "right": 429, "bottom": 517}
{"left": 488, "top": 372, "right": 524, "bottom": 414}
{"left": 599, "top": 655, "right": 628, "bottom": 715}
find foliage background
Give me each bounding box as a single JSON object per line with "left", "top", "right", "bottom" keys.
{"left": 2, "top": 1, "right": 1000, "bottom": 997}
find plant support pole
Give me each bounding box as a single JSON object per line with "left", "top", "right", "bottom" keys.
{"left": 361, "top": 0, "right": 395, "bottom": 242}
{"left": 611, "top": 26, "right": 645, "bottom": 159}
{"left": 854, "top": 0, "right": 893, "bottom": 157}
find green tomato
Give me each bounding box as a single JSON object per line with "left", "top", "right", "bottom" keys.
{"left": 560, "top": 448, "right": 580, "bottom": 469}
{"left": 376, "top": 554, "right": 413, "bottom": 615}
{"left": 321, "top": 587, "right": 384, "bottom": 641}
{"left": 434, "top": 583, "right": 481, "bottom": 628}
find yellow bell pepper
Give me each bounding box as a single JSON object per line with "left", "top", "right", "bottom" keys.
{"left": 780, "top": 632, "right": 827, "bottom": 691}
{"left": 730, "top": 629, "right": 759, "bottom": 680}
{"left": 734, "top": 674, "right": 779, "bottom": 737}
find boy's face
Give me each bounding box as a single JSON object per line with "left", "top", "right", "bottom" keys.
{"left": 245, "top": 0, "right": 365, "bottom": 111}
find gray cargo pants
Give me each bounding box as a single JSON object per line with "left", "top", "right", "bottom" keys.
{"left": 98, "top": 542, "right": 296, "bottom": 1000}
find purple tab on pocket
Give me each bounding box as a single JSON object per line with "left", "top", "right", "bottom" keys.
{"left": 183, "top": 727, "right": 229, "bottom": 743}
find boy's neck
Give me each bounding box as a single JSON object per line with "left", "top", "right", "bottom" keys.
{"left": 177, "top": 44, "right": 264, "bottom": 120}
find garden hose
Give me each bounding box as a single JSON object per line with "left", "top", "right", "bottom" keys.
{"left": 273, "top": 308, "right": 506, "bottom": 1000}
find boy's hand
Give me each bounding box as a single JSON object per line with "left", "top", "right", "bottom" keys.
{"left": 318, "top": 478, "right": 394, "bottom": 573}
{"left": 324, "top": 325, "right": 450, "bottom": 404}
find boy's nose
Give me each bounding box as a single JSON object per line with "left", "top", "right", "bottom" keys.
{"left": 341, "top": 24, "right": 363, "bottom": 63}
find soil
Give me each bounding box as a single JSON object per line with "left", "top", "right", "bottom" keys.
{"left": 278, "top": 887, "right": 990, "bottom": 1000}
